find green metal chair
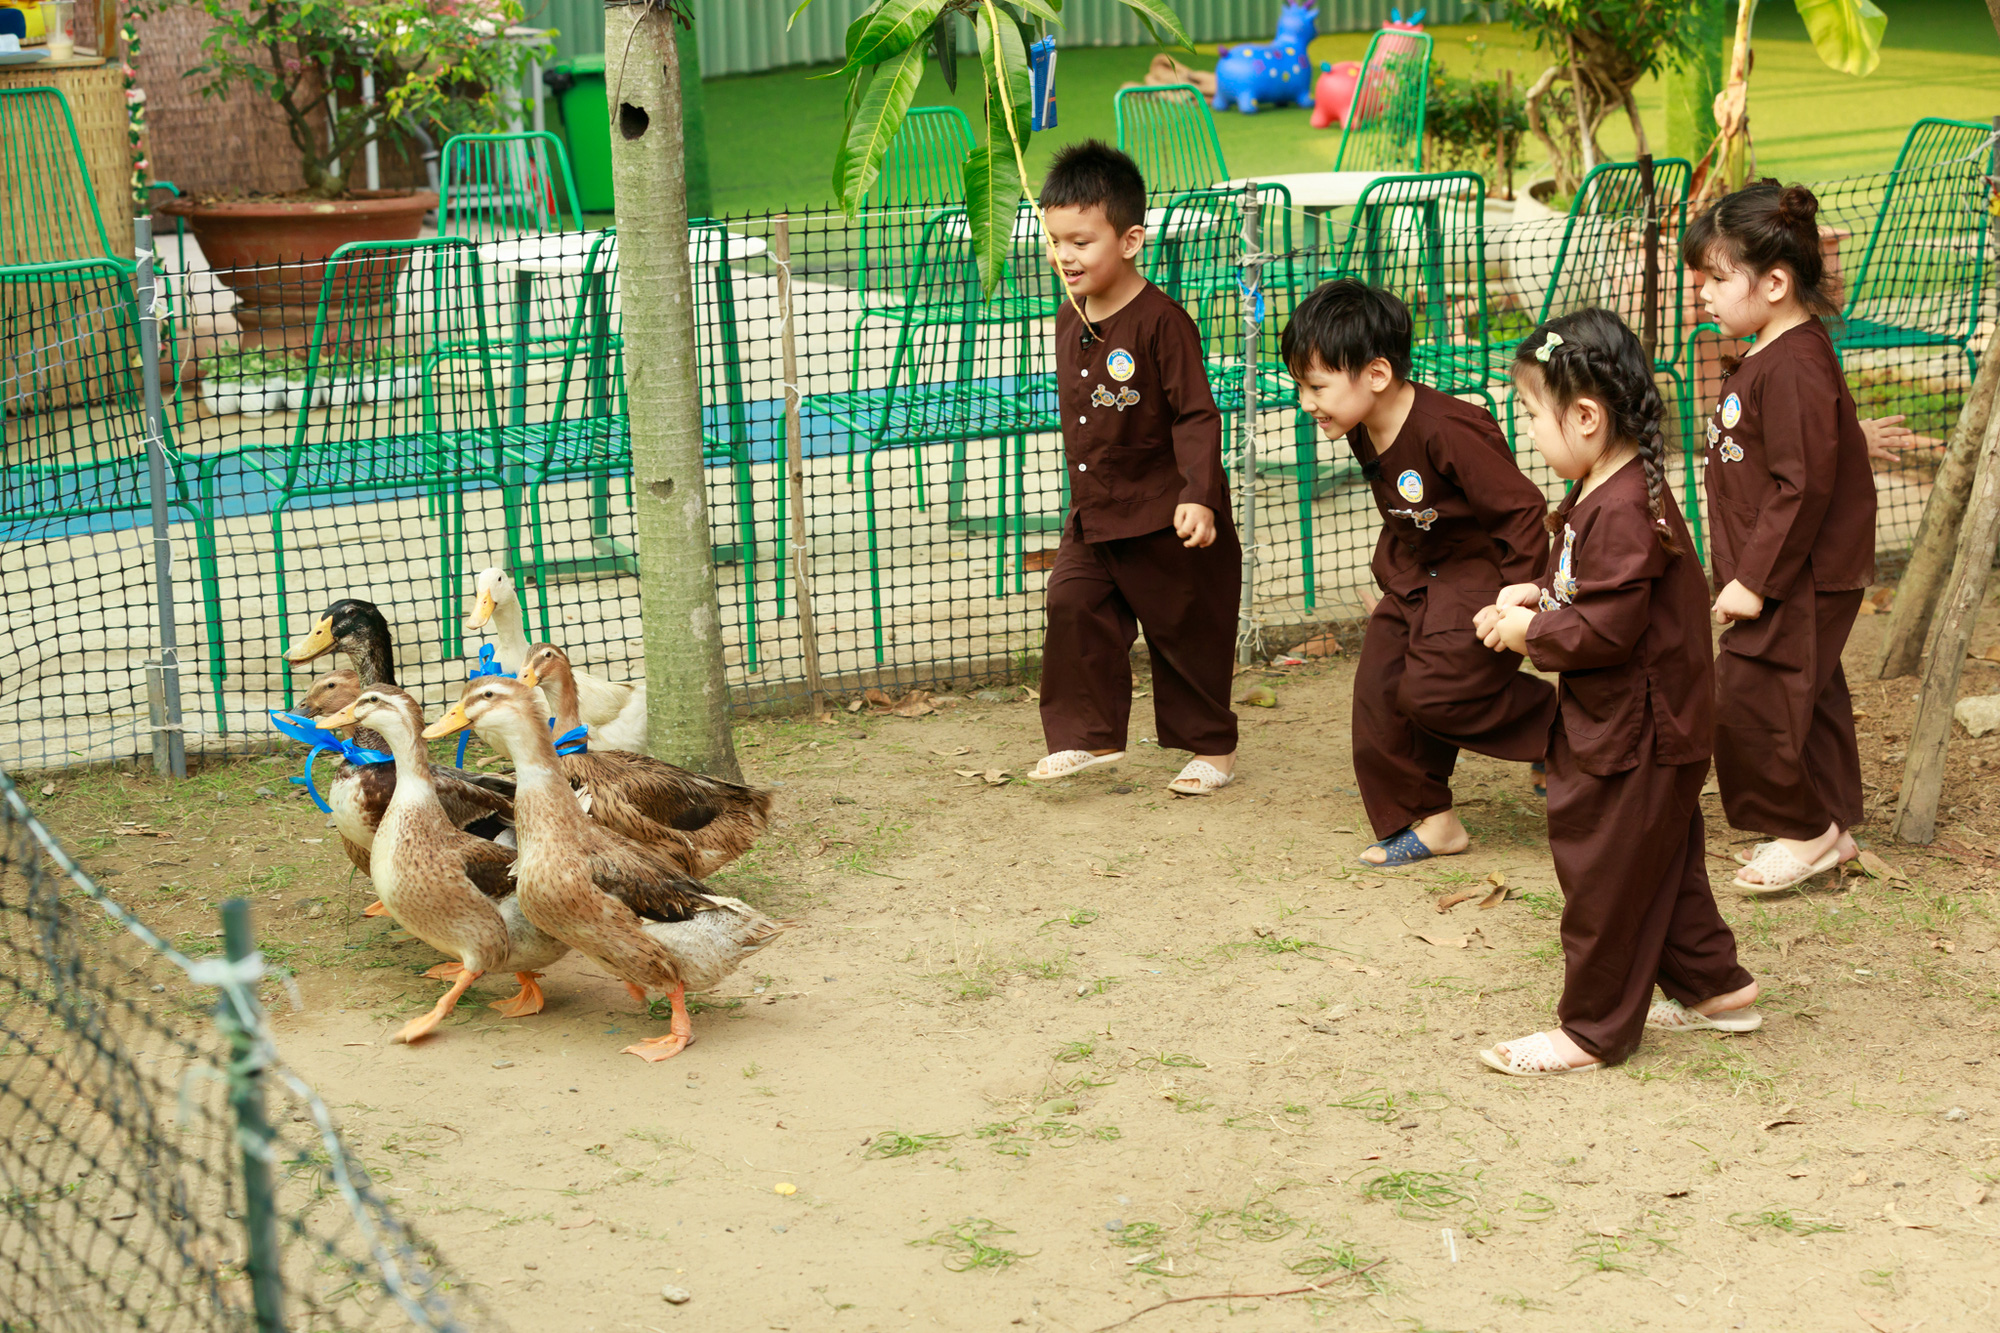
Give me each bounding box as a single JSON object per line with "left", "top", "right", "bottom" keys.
{"left": 1494, "top": 158, "right": 1694, "bottom": 443}
{"left": 237, "top": 238, "right": 507, "bottom": 705}
{"left": 1832, "top": 117, "right": 1995, "bottom": 382}
{"left": 803, "top": 207, "right": 1057, "bottom": 663}
{"left": 1328, "top": 172, "right": 1494, "bottom": 410}
{"left": 438, "top": 131, "right": 583, "bottom": 240}
{"left": 854, "top": 106, "right": 977, "bottom": 320}
{"left": 1115, "top": 85, "right": 1229, "bottom": 194}
{"left": 1331, "top": 29, "right": 1434, "bottom": 174}
{"left": 0, "top": 87, "right": 122, "bottom": 267}
{"left": 0, "top": 257, "right": 233, "bottom": 713}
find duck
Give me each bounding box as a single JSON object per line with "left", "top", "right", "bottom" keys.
{"left": 315, "top": 685, "right": 569, "bottom": 1044}
{"left": 281, "top": 598, "right": 516, "bottom": 880}
{"left": 466, "top": 567, "right": 648, "bottom": 751}
{"left": 519, "top": 641, "right": 773, "bottom": 874}
{"left": 423, "top": 676, "right": 794, "bottom": 1063}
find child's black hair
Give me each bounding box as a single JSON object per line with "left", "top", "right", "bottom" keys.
{"left": 1038, "top": 140, "right": 1147, "bottom": 235}
{"left": 1681, "top": 179, "right": 1839, "bottom": 317}
{"left": 1512, "top": 308, "right": 1680, "bottom": 555}
{"left": 1280, "top": 278, "right": 1413, "bottom": 382}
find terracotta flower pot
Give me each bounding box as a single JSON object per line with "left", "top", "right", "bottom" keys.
{"left": 157, "top": 191, "right": 438, "bottom": 353}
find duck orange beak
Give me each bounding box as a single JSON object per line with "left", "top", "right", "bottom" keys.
{"left": 422, "top": 698, "right": 473, "bottom": 741}
{"left": 282, "top": 615, "right": 336, "bottom": 663}
{"left": 517, "top": 662, "right": 541, "bottom": 688}
{"left": 466, "top": 587, "right": 495, "bottom": 629}
{"left": 317, "top": 701, "right": 362, "bottom": 730}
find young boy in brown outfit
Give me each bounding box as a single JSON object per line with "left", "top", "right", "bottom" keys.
{"left": 1285, "top": 280, "right": 1556, "bottom": 864}
{"left": 1026, "top": 141, "right": 1241, "bottom": 796}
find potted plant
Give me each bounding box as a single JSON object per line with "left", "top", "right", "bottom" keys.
{"left": 136, "top": 0, "right": 544, "bottom": 349}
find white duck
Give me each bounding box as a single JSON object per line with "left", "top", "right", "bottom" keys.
{"left": 466, "top": 567, "right": 648, "bottom": 752}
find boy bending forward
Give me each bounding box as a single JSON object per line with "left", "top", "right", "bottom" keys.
{"left": 1027, "top": 141, "right": 1240, "bottom": 796}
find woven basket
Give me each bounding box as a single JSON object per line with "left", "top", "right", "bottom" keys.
{"left": 0, "top": 60, "right": 133, "bottom": 262}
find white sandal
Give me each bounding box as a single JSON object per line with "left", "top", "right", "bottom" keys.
{"left": 1027, "top": 749, "right": 1125, "bottom": 781}
{"left": 1646, "top": 996, "right": 1763, "bottom": 1033}
{"left": 1477, "top": 1031, "right": 1602, "bottom": 1078}
{"left": 1732, "top": 840, "right": 1840, "bottom": 895}
{"left": 1167, "top": 759, "right": 1234, "bottom": 795}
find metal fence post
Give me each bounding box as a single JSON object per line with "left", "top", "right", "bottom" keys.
{"left": 134, "top": 218, "right": 186, "bottom": 779}
{"left": 217, "top": 899, "right": 287, "bottom": 1332}
{"left": 1236, "top": 185, "right": 1264, "bottom": 666}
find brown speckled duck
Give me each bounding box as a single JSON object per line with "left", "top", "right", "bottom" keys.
{"left": 423, "top": 677, "right": 793, "bottom": 1063}
{"left": 282, "top": 599, "right": 515, "bottom": 883}
{"left": 316, "top": 685, "right": 568, "bottom": 1044}
{"left": 518, "top": 642, "right": 772, "bottom": 873}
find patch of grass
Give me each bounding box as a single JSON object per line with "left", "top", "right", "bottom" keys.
{"left": 1493, "top": 1292, "right": 1553, "bottom": 1312}
{"left": 1569, "top": 1233, "right": 1638, "bottom": 1274}
{"left": 1132, "top": 1051, "right": 1207, "bottom": 1070}
{"left": 1042, "top": 907, "right": 1100, "bottom": 930}
{"left": 1224, "top": 1102, "right": 1312, "bottom": 1131}
{"left": 1360, "top": 1170, "right": 1477, "bottom": 1220}
{"left": 1729, "top": 1209, "right": 1845, "bottom": 1236}
{"left": 1329, "top": 1087, "right": 1448, "bottom": 1123}
{"left": 1286, "top": 1240, "right": 1388, "bottom": 1294}
{"left": 864, "top": 1131, "right": 959, "bottom": 1160}
{"left": 1054, "top": 1040, "right": 1095, "bottom": 1063}
{"left": 909, "top": 1218, "right": 1032, "bottom": 1271}
{"left": 1196, "top": 1198, "right": 1311, "bottom": 1243}
{"left": 1511, "top": 1191, "right": 1557, "bottom": 1220}
{"left": 1514, "top": 890, "right": 1562, "bottom": 920}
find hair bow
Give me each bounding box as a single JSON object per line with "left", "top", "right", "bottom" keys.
{"left": 1534, "top": 332, "right": 1564, "bottom": 363}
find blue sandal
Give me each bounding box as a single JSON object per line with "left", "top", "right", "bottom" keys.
{"left": 1358, "top": 827, "right": 1458, "bottom": 868}
{"left": 1531, "top": 760, "right": 1547, "bottom": 799}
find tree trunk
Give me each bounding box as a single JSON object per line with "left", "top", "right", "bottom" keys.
{"left": 1875, "top": 334, "right": 2000, "bottom": 678}
{"left": 1891, "top": 392, "right": 2000, "bottom": 843}
{"left": 606, "top": 3, "right": 742, "bottom": 782}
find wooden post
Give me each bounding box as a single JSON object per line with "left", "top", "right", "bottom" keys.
{"left": 1500, "top": 68, "right": 1514, "bottom": 200}
{"left": 773, "top": 215, "right": 825, "bottom": 717}
{"left": 1891, "top": 393, "right": 2000, "bottom": 843}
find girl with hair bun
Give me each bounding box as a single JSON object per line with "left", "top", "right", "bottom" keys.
{"left": 1681, "top": 180, "right": 1876, "bottom": 895}
{"left": 1472, "top": 309, "right": 1758, "bottom": 1076}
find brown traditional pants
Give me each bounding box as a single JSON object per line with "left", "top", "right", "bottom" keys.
{"left": 1352, "top": 581, "right": 1558, "bottom": 839}
{"left": 1714, "top": 584, "right": 1865, "bottom": 840}
{"left": 1548, "top": 724, "right": 1753, "bottom": 1065}
{"left": 1039, "top": 522, "right": 1241, "bottom": 757}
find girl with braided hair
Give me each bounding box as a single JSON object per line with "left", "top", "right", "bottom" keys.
{"left": 1472, "top": 309, "right": 1758, "bottom": 1076}
{"left": 1685, "top": 181, "right": 1875, "bottom": 894}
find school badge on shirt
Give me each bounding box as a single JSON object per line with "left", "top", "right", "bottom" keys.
{"left": 1106, "top": 349, "right": 1136, "bottom": 382}
{"left": 1720, "top": 392, "right": 1742, "bottom": 428}
{"left": 1395, "top": 469, "right": 1424, "bottom": 503}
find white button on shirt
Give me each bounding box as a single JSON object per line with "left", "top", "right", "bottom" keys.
{"left": 1078, "top": 463, "right": 1087, "bottom": 471}
{"left": 1078, "top": 415, "right": 1086, "bottom": 424}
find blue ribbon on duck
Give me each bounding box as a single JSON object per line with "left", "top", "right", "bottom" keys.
{"left": 455, "top": 644, "right": 590, "bottom": 761}
{"left": 268, "top": 710, "right": 391, "bottom": 814}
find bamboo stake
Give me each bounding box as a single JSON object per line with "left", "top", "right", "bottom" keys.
{"left": 773, "top": 215, "right": 825, "bottom": 718}
{"left": 1892, "top": 389, "right": 2000, "bottom": 843}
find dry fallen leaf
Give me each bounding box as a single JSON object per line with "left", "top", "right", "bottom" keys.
{"left": 1350, "top": 965, "right": 1383, "bottom": 977}
{"left": 845, "top": 698, "right": 865, "bottom": 713}
{"left": 979, "top": 770, "right": 1010, "bottom": 785}
{"left": 38, "top": 782, "right": 54, "bottom": 797}
{"left": 888, "top": 689, "right": 936, "bottom": 718}
{"left": 1856, "top": 850, "right": 1909, "bottom": 884}
{"left": 1023, "top": 547, "right": 1059, "bottom": 572}
{"left": 1435, "top": 891, "right": 1480, "bottom": 913}
{"left": 1929, "top": 937, "right": 1955, "bottom": 954}
{"left": 1882, "top": 1202, "right": 1934, "bottom": 1230}
{"left": 1478, "top": 883, "right": 1510, "bottom": 909}
{"left": 953, "top": 769, "right": 982, "bottom": 779}
{"left": 1296, "top": 632, "right": 1343, "bottom": 657}
{"left": 1416, "top": 933, "right": 1469, "bottom": 950}
{"left": 1848, "top": 1169, "right": 1869, "bottom": 1186}
{"left": 931, "top": 746, "right": 972, "bottom": 757}
{"left": 1953, "top": 1180, "right": 1989, "bottom": 1209}
{"left": 1760, "top": 1118, "right": 1802, "bottom": 1131}
{"left": 556, "top": 1214, "right": 596, "bottom": 1231}
{"left": 1973, "top": 643, "right": 2000, "bottom": 664}
{"left": 1021, "top": 686, "right": 1041, "bottom": 701}
{"left": 1786, "top": 1169, "right": 1811, "bottom": 1179}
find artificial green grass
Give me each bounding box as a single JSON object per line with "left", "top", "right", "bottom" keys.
{"left": 701, "top": 2, "right": 1997, "bottom": 218}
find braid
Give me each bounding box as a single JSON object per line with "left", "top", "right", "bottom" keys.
{"left": 1514, "top": 307, "right": 1682, "bottom": 555}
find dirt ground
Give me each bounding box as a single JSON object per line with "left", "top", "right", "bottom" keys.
{"left": 30, "top": 603, "right": 2000, "bottom": 1333}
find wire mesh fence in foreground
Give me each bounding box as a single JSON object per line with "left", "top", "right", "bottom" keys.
{"left": 0, "top": 118, "right": 1995, "bottom": 771}
{"left": 0, "top": 769, "right": 495, "bottom": 1332}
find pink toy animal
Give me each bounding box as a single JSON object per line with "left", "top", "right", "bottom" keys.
{"left": 1310, "top": 8, "right": 1426, "bottom": 130}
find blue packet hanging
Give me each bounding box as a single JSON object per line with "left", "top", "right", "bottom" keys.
{"left": 269, "top": 710, "right": 391, "bottom": 815}
{"left": 1029, "top": 36, "right": 1058, "bottom": 131}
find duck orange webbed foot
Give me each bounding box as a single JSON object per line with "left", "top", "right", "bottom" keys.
{"left": 392, "top": 968, "right": 482, "bottom": 1045}
{"left": 621, "top": 983, "right": 693, "bottom": 1063}
{"left": 363, "top": 900, "right": 390, "bottom": 918}
{"left": 422, "top": 961, "right": 467, "bottom": 980}
{"left": 490, "top": 972, "right": 547, "bottom": 1018}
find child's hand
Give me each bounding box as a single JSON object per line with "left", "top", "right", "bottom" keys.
{"left": 1476, "top": 605, "right": 1534, "bottom": 654}
{"left": 1175, "top": 503, "right": 1217, "bottom": 549}
{"left": 1860, "top": 414, "right": 1917, "bottom": 463}
{"left": 1712, "top": 579, "right": 1765, "bottom": 625}
{"left": 1495, "top": 582, "right": 1542, "bottom": 611}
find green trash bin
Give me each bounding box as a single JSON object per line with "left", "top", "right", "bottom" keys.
{"left": 544, "top": 54, "right": 613, "bottom": 214}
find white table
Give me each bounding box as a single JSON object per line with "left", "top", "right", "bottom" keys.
{"left": 1218, "top": 171, "right": 1478, "bottom": 263}
{"left": 477, "top": 227, "right": 766, "bottom": 278}
{"left": 943, "top": 205, "right": 1217, "bottom": 248}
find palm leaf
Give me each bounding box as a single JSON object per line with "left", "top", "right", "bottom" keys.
{"left": 1793, "top": 0, "right": 1886, "bottom": 77}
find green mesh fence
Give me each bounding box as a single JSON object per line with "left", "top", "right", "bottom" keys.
{"left": 0, "top": 768, "right": 496, "bottom": 1330}
{"left": 0, "top": 118, "right": 1994, "bottom": 772}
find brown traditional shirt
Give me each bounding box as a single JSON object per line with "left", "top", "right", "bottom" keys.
{"left": 1703, "top": 319, "right": 1876, "bottom": 598}
{"left": 1347, "top": 383, "right": 1551, "bottom": 599}
{"left": 1526, "top": 459, "right": 1712, "bottom": 776}
{"left": 1055, "top": 282, "right": 1226, "bottom": 543}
